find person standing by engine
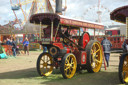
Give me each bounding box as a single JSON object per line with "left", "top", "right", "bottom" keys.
{"left": 101, "top": 36, "right": 112, "bottom": 67}
{"left": 23, "top": 38, "right": 29, "bottom": 55}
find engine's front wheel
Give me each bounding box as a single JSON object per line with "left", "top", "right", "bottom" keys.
{"left": 37, "top": 53, "right": 53, "bottom": 76}
{"left": 60, "top": 53, "right": 77, "bottom": 79}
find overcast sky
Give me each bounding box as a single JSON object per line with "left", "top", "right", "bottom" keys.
{"left": 0, "top": 0, "right": 128, "bottom": 26}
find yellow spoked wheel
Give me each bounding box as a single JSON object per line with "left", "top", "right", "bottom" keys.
{"left": 60, "top": 53, "right": 77, "bottom": 79}
{"left": 86, "top": 40, "right": 103, "bottom": 73}
{"left": 37, "top": 53, "right": 53, "bottom": 76}
{"left": 119, "top": 54, "right": 128, "bottom": 83}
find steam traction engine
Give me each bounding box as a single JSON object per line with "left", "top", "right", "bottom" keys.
{"left": 30, "top": 13, "right": 104, "bottom": 79}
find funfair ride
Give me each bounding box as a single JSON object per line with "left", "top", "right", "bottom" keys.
{"left": 84, "top": 0, "right": 125, "bottom": 50}
{"left": 10, "top": 0, "right": 56, "bottom": 29}
{"left": 84, "top": 0, "right": 114, "bottom": 25}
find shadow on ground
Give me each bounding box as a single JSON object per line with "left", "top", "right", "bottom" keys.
{"left": 0, "top": 68, "right": 123, "bottom": 85}
{"left": 0, "top": 67, "right": 62, "bottom": 79}
{"left": 42, "top": 71, "right": 124, "bottom": 85}
{"left": 0, "top": 68, "right": 38, "bottom": 79}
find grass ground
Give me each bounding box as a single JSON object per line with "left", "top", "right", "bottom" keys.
{"left": 0, "top": 51, "right": 125, "bottom": 85}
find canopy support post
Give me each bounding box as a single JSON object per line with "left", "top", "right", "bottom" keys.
{"left": 54, "top": 23, "right": 60, "bottom": 41}
{"left": 79, "top": 28, "right": 80, "bottom": 36}
{"left": 126, "top": 17, "right": 128, "bottom": 38}
{"left": 51, "top": 21, "right": 53, "bottom": 42}
{"left": 34, "top": 21, "right": 38, "bottom": 42}
{"left": 40, "top": 22, "right": 42, "bottom": 41}
{"left": 94, "top": 28, "right": 95, "bottom": 40}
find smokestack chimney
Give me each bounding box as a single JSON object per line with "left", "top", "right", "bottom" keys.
{"left": 56, "top": 0, "right": 62, "bottom": 15}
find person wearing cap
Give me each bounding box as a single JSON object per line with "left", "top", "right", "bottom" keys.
{"left": 23, "top": 38, "right": 29, "bottom": 55}
{"left": 101, "top": 36, "right": 112, "bottom": 67}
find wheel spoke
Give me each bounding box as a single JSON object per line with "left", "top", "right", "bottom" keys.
{"left": 68, "top": 56, "right": 71, "bottom": 62}
{"left": 46, "top": 66, "right": 48, "bottom": 72}
{"left": 40, "top": 66, "right": 44, "bottom": 71}
{"left": 71, "top": 66, "right": 75, "bottom": 69}
{"left": 94, "top": 49, "right": 100, "bottom": 54}
{"left": 44, "top": 55, "right": 45, "bottom": 62}
{"left": 96, "top": 55, "right": 98, "bottom": 57}
{"left": 41, "top": 59, "right": 45, "bottom": 63}
{"left": 123, "top": 66, "right": 128, "bottom": 71}
{"left": 40, "top": 63, "right": 44, "bottom": 65}
{"left": 93, "top": 43, "right": 96, "bottom": 51}
{"left": 69, "top": 68, "right": 72, "bottom": 74}
{"left": 92, "top": 43, "right": 95, "bottom": 49}
{"left": 125, "top": 56, "right": 128, "bottom": 61}
{"left": 95, "top": 59, "right": 101, "bottom": 63}
{"left": 65, "top": 63, "right": 68, "bottom": 66}
{"left": 66, "top": 58, "right": 70, "bottom": 64}
{"left": 46, "top": 60, "right": 51, "bottom": 63}
{"left": 46, "top": 55, "right": 48, "bottom": 62}
{"left": 65, "top": 66, "right": 70, "bottom": 71}
{"left": 91, "top": 53, "right": 95, "bottom": 62}
{"left": 70, "top": 58, "right": 74, "bottom": 65}
{"left": 71, "top": 62, "right": 74, "bottom": 65}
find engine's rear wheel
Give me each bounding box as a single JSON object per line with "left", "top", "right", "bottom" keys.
{"left": 37, "top": 52, "right": 53, "bottom": 76}
{"left": 119, "top": 53, "right": 128, "bottom": 83}
{"left": 86, "top": 40, "right": 103, "bottom": 73}
{"left": 60, "top": 53, "right": 77, "bottom": 79}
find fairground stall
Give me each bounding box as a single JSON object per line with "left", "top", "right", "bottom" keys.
{"left": 110, "top": 5, "right": 128, "bottom": 84}
{"left": 0, "top": 23, "right": 41, "bottom": 56}
{"left": 16, "top": 27, "right": 40, "bottom": 50}
{"left": 96, "top": 33, "right": 125, "bottom": 50}
{"left": 30, "top": 13, "right": 105, "bottom": 79}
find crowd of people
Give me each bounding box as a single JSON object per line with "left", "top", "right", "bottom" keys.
{"left": 5, "top": 37, "right": 17, "bottom": 57}
{"left": 1, "top": 37, "right": 30, "bottom": 57}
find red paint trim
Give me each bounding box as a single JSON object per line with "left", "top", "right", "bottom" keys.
{"left": 81, "top": 51, "right": 87, "bottom": 64}
{"left": 66, "top": 47, "right": 70, "bottom": 53}
{"left": 53, "top": 43, "right": 64, "bottom": 49}
{"left": 58, "top": 58, "right": 61, "bottom": 61}
{"left": 60, "top": 18, "right": 104, "bottom": 29}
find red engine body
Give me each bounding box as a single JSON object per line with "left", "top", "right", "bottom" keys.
{"left": 74, "top": 51, "right": 87, "bottom": 65}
